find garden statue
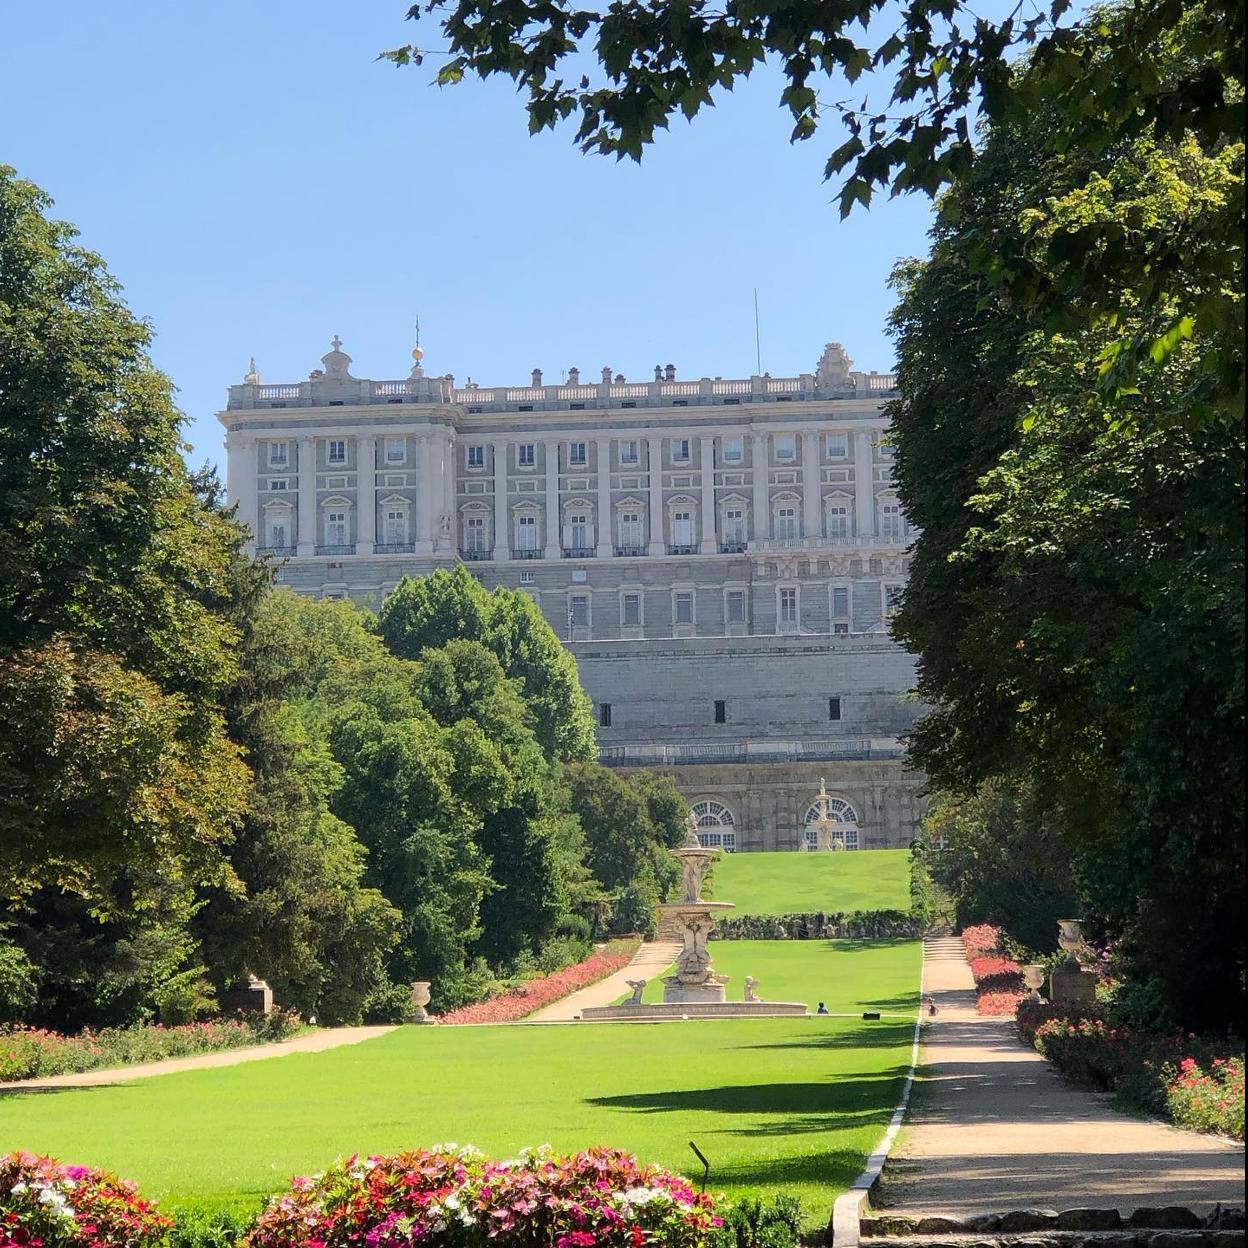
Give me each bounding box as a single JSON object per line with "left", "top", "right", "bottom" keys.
{"left": 744, "top": 976, "right": 760, "bottom": 1002}
{"left": 407, "top": 980, "right": 435, "bottom": 1024}
{"left": 625, "top": 980, "right": 646, "bottom": 1005}
{"left": 1023, "top": 965, "right": 1046, "bottom": 1002}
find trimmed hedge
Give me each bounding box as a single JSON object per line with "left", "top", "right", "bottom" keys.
{"left": 710, "top": 909, "right": 922, "bottom": 941}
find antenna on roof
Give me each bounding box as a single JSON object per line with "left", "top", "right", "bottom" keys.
{"left": 753, "top": 288, "right": 762, "bottom": 375}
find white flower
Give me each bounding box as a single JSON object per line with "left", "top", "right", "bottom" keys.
{"left": 618, "top": 1187, "right": 669, "bottom": 1208}
{"left": 9, "top": 1182, "right": 28, "bottom": 1196}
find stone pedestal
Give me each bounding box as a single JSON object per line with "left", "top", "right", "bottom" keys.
{"left": 1049, "top": 963, "right": 1098, "bottom": 1005}
{"left": 663, "top": 975, "right": 729, "bottom": 1005}
{"left": 221, "top": 975, "right": 273, "bottom": 1015}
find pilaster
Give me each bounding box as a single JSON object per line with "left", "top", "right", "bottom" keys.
{"left": 854, "top": 430, "right": 875, "bottom": 537}
{"left": 699, "top": 436, "right": 717, "bottom": 553}
{"left": 357, "top": 435, "right": 376, "bottom": 554}
{"left": 751, "top": 434, "right": 770, "bottom": 542}
{"left": 647, "top": 436, "right": 665, "bottom": 555}
{"left": 297, "top": 436, "right": 316, "bottom": 556}
{"left": 544, "top": 438, "right": 561, "bottom": 558}
{"left": 801, "top": 432, "right": 821, "bottom": 539}
{"left": 416, "top": 435, "right": 435, "bottom": 554}
{"left": 595, "top": 437, "right": 613, "bottom": 558}
{"left": 492, "top": 439, "right": 509, "bottom": 560}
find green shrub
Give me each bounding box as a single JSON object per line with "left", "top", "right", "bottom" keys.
{"left": 163, "top": 1206, "right": 252, "bottom": 1248}
{"left": 0, "top": 940, "right": 38, "bottom": 1024}
{"left": 712, "top": 1192, "right": 803, "bottom": 1247}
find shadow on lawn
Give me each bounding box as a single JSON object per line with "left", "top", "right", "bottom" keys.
{"left": 710, "top": 1146, "right": 867, "bottom": 1194}
{"left": 739, "top": 1021, "right": 915, "bottom": 1053}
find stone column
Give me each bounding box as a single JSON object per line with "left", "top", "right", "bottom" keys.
{"left": 854, "top": 429, "right": 875, "bottom": 538}
{"left": 595, "top": 437, "right": 612, "bottom": 557}
{"left": 801, "top": 432, "right": 821, "bottom": 540}
{"left": 297, "top": 436, "right": 316, "bottom": 556}
{"left": 544, "top": 439, "right": 561, "bottom": 558}
{"left": 751, "top": 434, "right": 770, "bottom": 543}
{"left": 416, "top": 434, "right": 435, "bottom": 554}
{"left": 699, "top": 436, "right": 716, "bottom": 553}
{"left": 439, "top": 432, "right": 456, "bottom": 552}
{"left": 357, "top": 435, "right": 376, "bottom": 555}
{"left": 226, "top": 432, "right": 258, "bottom": 554}
{"left": 646, "top": 436, "right": 665, "bottom": 555}
{"left": 492, "top": 439, "right": 509, "bottom": 560}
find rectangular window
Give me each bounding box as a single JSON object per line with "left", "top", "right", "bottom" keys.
{"left": 568, "top": 442, "right": 587, "bottom": 466}
{"left": 519, "top": 569, "right": 536, "bottom": 585}
{"left": 268, "top": 517, "right": 289, "bottom": 548}
{"left": 674, "top": 592, "right": 694, "bottom": 625}
{"left": 568, "top": 512, "right": 589, "bottom": 549}
{"left": 714, "top": 700, "right": 727, "bottom": 724}
{"left": 619, "top": 439, "right": 639, "bottom": 464}
{"left": 725, "top": 589, "right": 746, "bottom": 624}
{"left": 268, "top": 441, "right": 288, "bottom": 466}
{"left": 569, "top": 594, "right": 590, "bottom": 627}
{"left": 325, "top": 510, "right": 348, "bottom": 544}
{"left": 385, "top": 509, "right": 408, "bottom": 544}
{"left": 269, "top": 478, "right": 288, "bottom": 491}
{"left": 775, "top": 434, "right": 796, "bottom": 461}
{"left": 516, "top": 513, "right": 538, "bottom": 550}
{"left": 723, "top": 507, "right": 746, "bottom": 544}
{"left": 385, "top": 438, "right": 406, "bottom": 464}
{"left": 779, "top": 587, "right": 798, "bottom": 624}
{"left": 884, "top": 583, "right": 904, "bottom": 616}
{"left": 327, "top": 439, "right": 346, "bottom": 464}
{"left": 831, "top": 586, "right": 850, "bottom": 618}
{"left": 881, "top": 502, "right": 903, "bottom": 539}
{"left": 518, "top": 443, "right": 535, "bottom": 467}
{"left": 672, "top": 438, "right": 691, "bottom": 462}
{"left": 463, "top": 515, "right": 486, "bottom": 550}
{"left": 619, "top": 511, "right": 642, "bottom": 548}
{"left": 826, "top": 502, "right": 850, "bottom": 538}
{"left": 622, "top": 592, "right": 641, "bottom": 626}
{"left": 467, "top": 445, "right": 485, "bottom": 469}
{"left": 828, "top": 696, "right": 842, "bottom": 721}
{"left": 672, "top": 509, "right": 695, "bottom": 547}
{"left": 599, "top": 702, "right": 612, "bottom": 727}
{"left": 833, "top": 622, "right": 850, "bottom": 635}
{"left": 776, "top": 506, "right": 798, "bottom": 541}
{"left": 722, "top": 436, "right": 743, "bottom": 462}
{"left": 826, "top": 432, "right": 849, "bottom": 458}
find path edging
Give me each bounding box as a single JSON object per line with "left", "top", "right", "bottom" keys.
{"left": 829, "top": 942, "right": 929, "bottom": 1247}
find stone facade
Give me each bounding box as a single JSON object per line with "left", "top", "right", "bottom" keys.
{"left": 218, "top": 338, "right": 928, "bottom": 851}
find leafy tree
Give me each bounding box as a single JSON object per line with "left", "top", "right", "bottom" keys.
{"left": 925, "top": 778, "right": 1080, "bottom": 954}
{"left": 385, "top": 1, "right": 1242, "bottom": 410}
{"left": 890, "top": 99, "right": 1244, "bottom": 1028}
{"left": 378, "top": 567, "right": 596, "bottom": 761}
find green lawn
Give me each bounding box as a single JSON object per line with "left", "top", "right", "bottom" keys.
{"left": 706, "top": 849, "right": 911, "bottom": 916}
{"left": 1, "top": 943, "right": 921, "bottom": 1227}
{"left": 617, "top": 938, "right": 920, "bottom": 1008}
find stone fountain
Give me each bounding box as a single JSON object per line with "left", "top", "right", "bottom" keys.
{"left": 578, "top": 813, "right": 808, "bottom": 1022}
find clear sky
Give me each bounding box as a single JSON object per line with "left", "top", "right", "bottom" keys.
{"left": 2, "top": 2, "right": 935, "bottom": 469}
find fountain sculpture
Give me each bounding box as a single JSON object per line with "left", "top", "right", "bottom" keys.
{"left": 579, "top": 812, "right": 808, "bottom": 1021}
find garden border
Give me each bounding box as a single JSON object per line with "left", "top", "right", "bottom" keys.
{"left": 829, "top": 947, "right": 926, "bottom": 1247}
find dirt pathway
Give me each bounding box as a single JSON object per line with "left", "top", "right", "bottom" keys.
{"left": 879, "top": 937, "right": 1244, "bottom": 1216}
{"left": 524, "top": 941, "right": 681, "bottom": 1022}
{"left": 1, "top": 1026, "right": 395, "bottom": 1093}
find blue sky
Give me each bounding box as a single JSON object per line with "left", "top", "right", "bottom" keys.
{"left": 2, "top": 2, "right": 935, "bottom": 469}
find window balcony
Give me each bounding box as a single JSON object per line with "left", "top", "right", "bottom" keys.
{"left": 561, "top": 547, "right": 596, "bottom": 559}
{"left": 667, "top": 543, "right": 698, "bottom": 556}
{"left": 718, "top": 540, "right": 747, "bottom": 554}
{"left": 511, "top": 548, "right": 544, "bottom": 560}
{"left": 614, "top": 545, "right": 646, "bottom": 557}
{"left": 375, "top": 542, "right": 415, "bottom": 554}
{"left": 460, "top": 548, "right": 492, "bottom": 561}
{"left": 314, "top": 544, "right": 356, "bottom": 556}
{"left": 257, "top": 545, "right": 296, "bottom": 557}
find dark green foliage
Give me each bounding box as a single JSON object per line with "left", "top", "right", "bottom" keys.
{"left": 907, "top": 840, "right": 936, "bottom": 928}
{"left": 0, "top": 936, "right": 37, "bottom": 1023}
{"left": 890, "top": 58, "right": 1244, "bottom": 1030}
{"left": 710, "top": 911, "right": 921, "bottom": 941}
{"left": 712, "top": 1192, "right": 803, "bottom": 1247}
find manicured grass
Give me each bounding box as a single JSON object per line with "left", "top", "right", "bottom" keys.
{"left": 706, "top": 849, "right": 911, "bottom": 916}
{"left": 0, "top": 944, "right": 921, "bottom": 1227}
{"left": 619, "top": 938, "right": 920, "bottom": 1009}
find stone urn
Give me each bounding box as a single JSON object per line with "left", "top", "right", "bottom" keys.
{"left": 1056, "top": 919, "right": 1085, "bottom": 968}
{"left": 1022, "top": 964, "right": 1046, "bottom": 1001}
{"left": 407, "top": 980, "right": 435, "bottom": 1024}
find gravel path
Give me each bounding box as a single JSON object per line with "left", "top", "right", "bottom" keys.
{"left": 524, "top": 941, "right": 682, "bottom": 1022}
{"left": 1, "top": 1026, "right": 396, "bottom": 1093}
{"left": 879, "top": 937, "right": 1245, "bottom": 1216}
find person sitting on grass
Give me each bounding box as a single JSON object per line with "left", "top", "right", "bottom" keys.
{"left": 816, "top": 1001, "right": 830, "bottom": 1014}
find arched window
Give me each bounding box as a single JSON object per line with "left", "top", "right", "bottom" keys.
{"left": 691, "top": 800, "right": 737, "bottom": 852}
{"left": 803, "top": 794, "right": 859, "bottom": 850}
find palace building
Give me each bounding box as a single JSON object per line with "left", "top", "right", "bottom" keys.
{"left": 219, "top": 337, "right": 926, "bottom": 852}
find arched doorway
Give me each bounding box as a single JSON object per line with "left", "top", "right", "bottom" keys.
{"left": 691, "top": 800, "right": 737, "bottom": 851}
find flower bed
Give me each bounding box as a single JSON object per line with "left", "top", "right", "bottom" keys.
{"left": 0, "top": 1152, "right": 172, "bottom": 1248}
{"left": 0, "top": 1011, "right": 304, "bottom": 1083}
{"left": 710, "top": 909, "right": 922, "bottom": 941}
{"left": 1167, "top": 1056, "right": 1245, "bottom": 1139}
{"left": 960, "top": 926, "right": 1025, "bottom": 1014}
{"left": 439, "top": 943, "right": 637, "bottom": 1025}
{"left": 244, "top": 1146, "right": 724, "bottom": 1247}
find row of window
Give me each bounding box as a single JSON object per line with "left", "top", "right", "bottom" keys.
{"left": 599, "top": 696, "right": 842, "bottom": 727}
{"left": 686, "top": 796, "right": 864, "bottom": 852}
{"left": 563, "top": 584, "right": 903, "bottom": 631}
{"left": 263, "top": 431, "right": 893, "bottom": 472}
